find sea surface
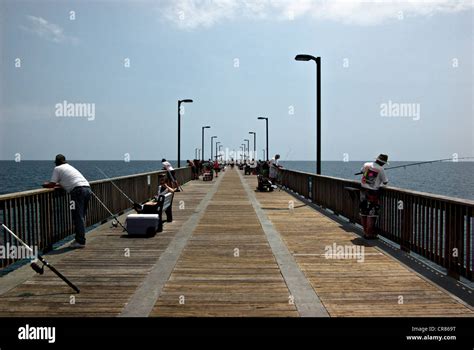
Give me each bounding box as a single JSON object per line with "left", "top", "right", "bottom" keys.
{"left": 0, "top": 160, "right": 473, "bottom": 201}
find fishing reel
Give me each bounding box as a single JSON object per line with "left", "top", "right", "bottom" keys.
{"left": 111, "top": 219, "right": 118, "bottom": 228}
{"left": 30, "top": 261, "right": 45, "bottom": 275}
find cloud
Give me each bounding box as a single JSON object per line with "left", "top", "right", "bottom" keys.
{"left": 20, "top": 15, "right": 77, "bottom": 44}
{"left": 160, "top": 0, "right": 474, "bottom": 29}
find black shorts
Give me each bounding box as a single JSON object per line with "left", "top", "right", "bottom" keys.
{"left": 167, "top": 170, "right": 176, "bottom": 181}
{"left": 359, "top": 189, "right": 380, "bottom": 216}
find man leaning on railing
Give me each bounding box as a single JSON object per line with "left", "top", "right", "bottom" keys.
{"left": 42, "top": 154, "right": 91, "bottom": 249}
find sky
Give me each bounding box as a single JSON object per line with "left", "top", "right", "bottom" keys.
{"left": 0, "top": 0, "right": 473, "bottom": 161}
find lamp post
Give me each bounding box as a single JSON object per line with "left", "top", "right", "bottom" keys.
{"left": 295, "top": 54, "right": 321, "bottom": 175}
{"left": 215, "top": 142, "right": 221, "bottom": 160}
{"left": 249, "top": 131, "right": 256, "bottom": 160}
{"left": 201, "top": 126, "right": 210, "bottom": 161}
{"left": 257, "top": 116, "right": 268, "bottom": 161}
{"left": 244, "top": 139, "right": 249, "bottom": 161}
{"left": 262, "top": 149, "right": 265, "bottom": 161}
{"left": 195, "top": 147, "right": 199, "bottom": 159}
{"left": 177, "top": 99, "right": 193, "bottom": 167}
{"left": 211, "top": 136, "right": 217, "bottom": 162}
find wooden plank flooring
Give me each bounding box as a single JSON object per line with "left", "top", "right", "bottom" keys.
{"left": 242, "top": 175, "right": 473, "bottom": 317}
{"left": 151, "top": 170, "right": 298, "bottom": 317}
{"left": 0, "top": 178, "right": 216, "bottom": 317}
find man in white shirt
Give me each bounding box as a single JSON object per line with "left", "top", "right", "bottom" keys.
{"left": 43, "top": 154, "right": 91, "bottom": 248}
{"left": 359, "top": 154, "right": 389, "bottom": 239}
{"left": 161, "top": 158, "right": 180, "bottom": 191}
{"left": 268, "top": 154, "right": 282, "bottom": 182}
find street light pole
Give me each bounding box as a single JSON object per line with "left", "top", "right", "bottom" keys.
{"left": 177, "top": 99, "right": 193, "bottom": 168}
{"left": 211, "top": 136, "right": 217, "bottom": 162}
{"left": 244, "top": 139, "right": 249, "bottom": 161}
{"left": 249, "top": 131, "right": 256, "bottom": 160}
{"left": 215, "top": 142, "right": 221, "bottom": 160}
{"left": 257, "top": 117, "right": 269, "bottom": 161}
{"left": 295, "top": 54, "right": 321, "bottom": 175}
{"left": 201, "top": 126, "right": 210, "bottom": 161}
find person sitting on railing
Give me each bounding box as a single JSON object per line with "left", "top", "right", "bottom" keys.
{"left": 42, "top": 154, "right": 91, "bottom": 249}
{"left": 359, "top": 154, "right": 389, "bottom": 239}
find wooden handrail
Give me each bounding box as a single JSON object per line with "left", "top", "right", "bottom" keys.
{"left": 0, "top": 167, "right": 193, "bottom": 269}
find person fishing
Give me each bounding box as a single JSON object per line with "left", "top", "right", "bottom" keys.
{"left": 42, "top": 154, "right": 91, "bottom": 248}
{"left": 359, "top": 154, "right": 389, "bottom": 239}
{"left": 269, "top": 154, "right": 282, "bottom": 184}
{"left": 161, "top": 158, "right": 180, "bottom": 191}
{"left": 187, "top": 159, "right": 196, "bottom": 180}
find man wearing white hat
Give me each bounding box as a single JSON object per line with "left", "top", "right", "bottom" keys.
{"left": 359, "top": 154, "right": 389, "bottom": 239}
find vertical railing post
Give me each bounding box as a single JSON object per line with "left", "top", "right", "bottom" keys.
{"left": 400, "top": 193, "right": 412, "bottom": 252}
{"left": 445, "top": 204, "right": 461, "bottom": 280}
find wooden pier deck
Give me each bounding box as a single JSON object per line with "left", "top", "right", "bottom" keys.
{"left": 0, "top": 168, "right": 472, "bottom": 317}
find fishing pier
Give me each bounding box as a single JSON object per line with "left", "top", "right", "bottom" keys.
{"left": 0, "top": 167, "right": 473, "bottom": 317}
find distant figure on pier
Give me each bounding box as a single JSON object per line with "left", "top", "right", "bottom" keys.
{"left": 359, "top": 154, "right": 389, "bottom": 239}
{"left": 269, "top": 154, "right": 282, "bottom": 183}
{"left": 162, "top": 158, "right": 180, "bottom": 191}
{"left": 213, "top": 159, "right": 220, "bottom": 177}
{"left": 250, "top": 159, "right": 257, "bottom": 175}
{"left": 42, "top": 154, "right": 91, "bottom": 249}
{"left": 187, "top": 159, "right": 198, "bottom": 180}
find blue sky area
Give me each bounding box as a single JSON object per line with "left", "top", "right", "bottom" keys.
{"left": 0, "top": 0, "right": 472, "bottom": 161}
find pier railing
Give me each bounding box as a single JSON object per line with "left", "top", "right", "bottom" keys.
{"left": 279, "top": 169, "right": 474, "bottom": 281}
{"left": 0, "top": 167, "right": 193, "bottom": 269}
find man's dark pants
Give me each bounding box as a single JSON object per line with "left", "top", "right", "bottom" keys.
{"left": 70, "top": 186, "right": 92, "bottom": 245}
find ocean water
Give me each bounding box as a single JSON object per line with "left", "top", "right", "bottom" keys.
{"left": 0, "top": 160, "right": 473, "bottom": 201}
{"left": 280, "top": 161, "right": 474, "bottom": 201}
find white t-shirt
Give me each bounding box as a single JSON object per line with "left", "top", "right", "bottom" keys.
{"left": 269, "top": 158, "right": 279, "bottom": 178}
{"left": 162, "top": 161, "right": 174, "bottom": 171}
{"left": 50, "top": 164, "right": 90, "bottom": 193}
{"left": 360, "top": 162, "right": 388, "bottom": 190}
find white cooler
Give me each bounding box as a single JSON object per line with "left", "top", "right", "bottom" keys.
{"left": 125, "top": 214, "right": 160, "bottom": 236}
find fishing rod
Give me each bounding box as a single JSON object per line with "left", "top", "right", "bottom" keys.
{"left": 164, "top": 169, "right": 183, "bottom": 192}
{"left": 95, "top": 167, "right": 142, "bottom": 210}
{"left": 354, "top": 157, "right": 474, "bottom": 175}
{"left": 90, "top": 191, "right": 129, "bottom": 233}
{"left": 2, "top": 224, "right": 80, "bottom": 293}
